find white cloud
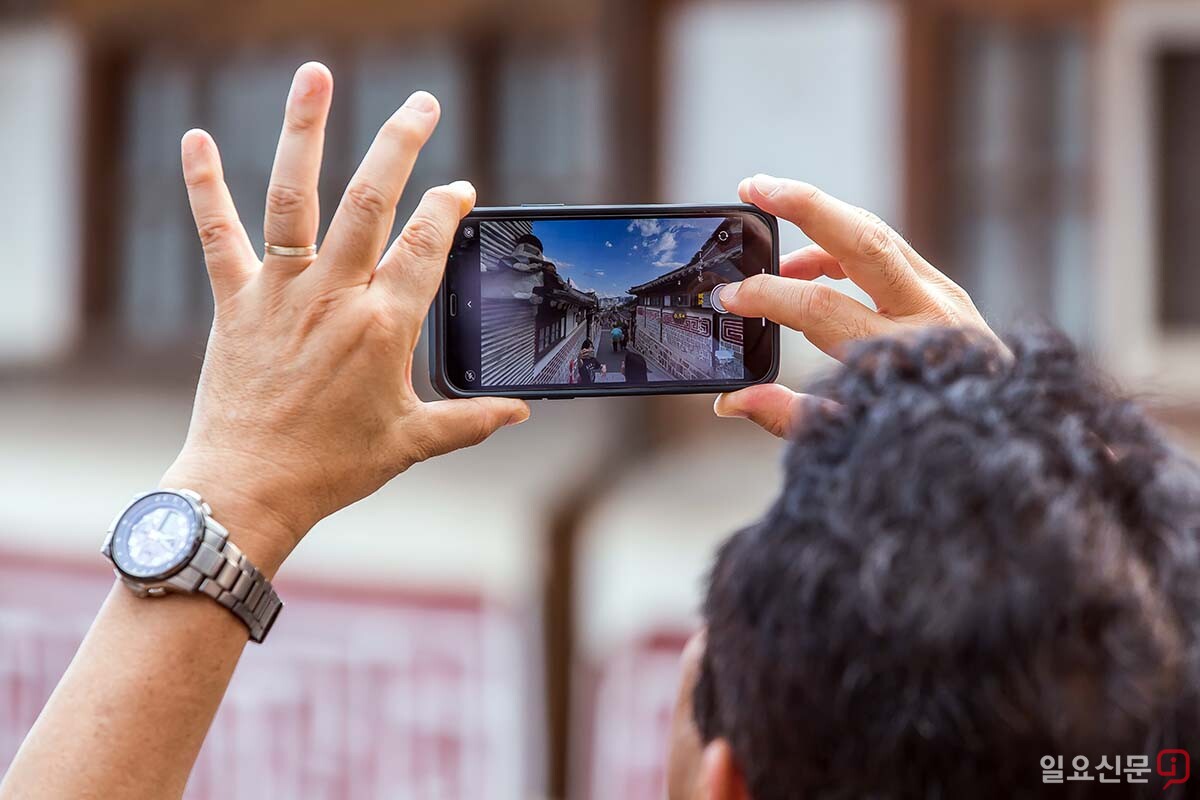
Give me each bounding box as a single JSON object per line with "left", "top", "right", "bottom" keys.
{"left": 627, "top": 219, "right": 662, "bottom": 237}
{"left": 629, "top": 219, "right": 706, "bottom": 270}
{"left": 594, "top": 270, "right": 606, "bottom": 276}
{"left": 605, "top": 240, "right": 613, "bottom": 248}
{"left": 658, "top": 230, "right": 678, "bottom": 254}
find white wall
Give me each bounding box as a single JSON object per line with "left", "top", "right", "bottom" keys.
{"left": 659, "top": 0, "right": 903, "bottom": 382}
{"left": 0, "top": 23, "right": 83, "bottom": 364}
{"left": 575, "top": 0, "right": 904, "bottom": 658}
{"left": 1096, "top": 0, "right": 1200, "bottom": 398}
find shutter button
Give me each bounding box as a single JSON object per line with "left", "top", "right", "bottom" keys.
{"left": 711, "top": 283, "right": 731, "bottom": 315}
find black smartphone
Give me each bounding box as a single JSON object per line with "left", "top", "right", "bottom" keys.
{"left": 430, "top": 203, "right": 780, "bottom": 399}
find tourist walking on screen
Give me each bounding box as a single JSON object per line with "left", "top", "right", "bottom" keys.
{"left": 576, "top": 340, "right": 605, "bottom": 385}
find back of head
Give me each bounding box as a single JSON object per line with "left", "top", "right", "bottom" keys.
{"left": 695, "top": 328, "right": 1200, "bottom": 798}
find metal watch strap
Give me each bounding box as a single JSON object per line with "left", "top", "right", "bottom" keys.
{"left": 187, "top": 525, "right": 283, "bottom": 643}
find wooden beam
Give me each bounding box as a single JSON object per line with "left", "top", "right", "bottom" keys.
{"left": 901, "top": 1, "right": 953, "bottom": 266}
{"left": 907, "top": 0, "right": 1101, "bottom": 24}
{"left": 900, "top": 0, "right": 1101, "bottom": 274}
{"left": 78, "top": 41, "right": 128, "bottom": 345}
{"left": 603, "top": 0, "right": 670, "bottom": 201}
{"left": 62, "top": 0, "right": 603, "bottom": 43}
{"left": 540, "top": 6, "right": 670, "bottom": 795}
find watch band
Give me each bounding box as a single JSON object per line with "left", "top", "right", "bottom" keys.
{"left": 189, "top": 523, "right": 283, "bottom": 644}
{"left": 103, "top": 489, "right": 283, "bottom": 643}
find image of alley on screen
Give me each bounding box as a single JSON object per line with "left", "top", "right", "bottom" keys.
{"left": 478, "top": 217, "right": 747, "bottom": 387}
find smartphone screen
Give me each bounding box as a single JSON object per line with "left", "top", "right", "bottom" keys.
{"left": 437, "top": 206, "right": 778, "bottom": 397}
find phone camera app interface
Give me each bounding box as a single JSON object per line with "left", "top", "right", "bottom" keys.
{"left": 477, "top": 216, "right": 749, "bottom": 389}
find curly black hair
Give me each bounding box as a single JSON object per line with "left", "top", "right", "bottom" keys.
{"left": 694, "top": 327, "right": 1200, "bottom": 799}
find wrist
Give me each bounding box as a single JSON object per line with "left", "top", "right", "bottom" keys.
{"left": 160, "top": 452, "right": 306, "bottom": 579}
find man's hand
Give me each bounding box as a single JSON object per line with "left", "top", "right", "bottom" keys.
{"left": 164, "top": 62, "right": 528, "bottom": 574}
{"left": 713, "top": 174, "right": 997, "bottom": 439}
{"left": 0, "top": 63, "right": 529, "bottom": 800}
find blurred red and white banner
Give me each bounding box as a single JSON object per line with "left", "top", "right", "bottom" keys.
{"left": 0, "top": 552, "right": 535, "bottom": 799}
{"left": 577, "top": 633, "right": 689, "bottom": 800}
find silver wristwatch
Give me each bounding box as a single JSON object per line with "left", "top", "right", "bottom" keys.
{"left": 101, "top": 489, "right": 283, "bottom": 643}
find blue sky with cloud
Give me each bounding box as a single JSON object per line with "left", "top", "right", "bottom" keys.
{"left": 529, "top": 216, "right": 724, "bottom": 298}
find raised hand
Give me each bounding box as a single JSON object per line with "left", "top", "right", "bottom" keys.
{"left": 166, "top": 62, "right": 529, "bottom": 572}
{"left": 713, "top": 174, "right": 997, "bottom": 439}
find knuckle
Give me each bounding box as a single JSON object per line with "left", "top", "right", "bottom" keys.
{"left": 931, "top": 296, "right": 976, "bottom": 329}
{"left": 195, "top": 216, "right": 235, "bottom": 250}
{"left": 943, "top": 279, "right": 975, "bottom": 308}
{"left": 296, "top": 288, "right": 342, "bottom": 337}
{"left": 777, "top": 182, "right": 825, "bottom": 225}
{"left": 852, "top": 210, "right": 895, "bottom": 262}
{"left": 400, "top": 214, "right": 448, "bottom": 256}
{"left": 795, "top": 283, "right": 840, "bottom": 324}
{"left": 403, "top": 421, "right": 440, "bottom": 465}
{"left": 283, "top": 110, "right": 319, "bottom": 135}
{"left": 382, "top": 113, "right": 427, "bottom": 150}
{"left": 265, "top": 183, "right": 307, "bottom": 217}
{"left": 798, "top": 182, "right": 825, "bottom": 211}
{"left": 344, "top": 181, "right": 392, "bottom": 219}
{"left": 766, "top": 415, "right": 790, "bottom": 439}
{"left": 465, "top": 399, "right": 496, "bottom": 446}
{"left": 844, "top": 315, "right": 879, "bottom": 342}
{"left": 423, "top": 185, "right": 460, "bottom": 213}
{"left": 739, "top": 273, "right": 773, "bottom": 303}
{"left": 183, "top": 168, "right": 216, "bottom": 191}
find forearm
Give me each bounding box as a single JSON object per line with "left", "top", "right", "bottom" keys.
{"left": 0, "top": 478, "right": 294, "bottom": 800}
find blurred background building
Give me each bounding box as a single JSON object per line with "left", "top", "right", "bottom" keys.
{"left": 1, "top": 0, "right": 1199, "bottom": 797}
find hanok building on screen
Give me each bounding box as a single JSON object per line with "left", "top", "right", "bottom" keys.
{"left": 629, "top": 218, "right": 745, "bottom": 381}
{"left": 480, "top": 221, "right": 600, "bottom": 387}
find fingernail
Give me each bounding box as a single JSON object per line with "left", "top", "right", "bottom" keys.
{"left": 403, "top": 90, "right": 437, "bottom": 113}
{"left": 448, "top": 180, "right": 476, "bottom": 196}
{"left": 292, "top": 63, "right": 324, "bottom": 99}
{"left": 506, "top": 408, "right": 530, "bottom": 426}
{"left": 721, "top": 281, "right": 742, "bottom": 302}
{"left": 752, "top": 173, "right": 782, "bottom": 197}
{"left": 181, "top": 129, "right": 208, "bottom": 157}
{"left": 713, "top": 395, "right": 747, "bottom": 419}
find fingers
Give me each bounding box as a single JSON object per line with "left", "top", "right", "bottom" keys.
{"left": 719, "top": 274, "right": 897, "bottom": 357}
{"left": 780, "top": 244, "right": 846, "bottom": 281}
{"left": 412, "top": 398, "right": 530, "bottom": 461}
{"left": 320, "top": 91, "right": 441, "bottom": 285}
{"left": 374, "top": 181, "right": 475, "bottom": 322}
{"left": 739, "top": 175, "right": 924, "bottom": 313}
{"left": 714, "top": 385, "right": 838, "bottom": 439}
{"left": 180, "top": 129, "right": 256, "bottom": 301}
{"left": 262, "top": 62, "right": 333, "bottom": 274}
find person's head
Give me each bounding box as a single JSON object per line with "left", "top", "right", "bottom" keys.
{"left": 512, "top": 233, "right": 544, "bottom": 261}
{"left": 669, "top": 327, "right": 1200, "bottom": 799}
{"left": 582, "top": 338, "right": 594, "bottom": 352}
{"left": 623, "top": 351, "right": 648, "bottom": 380}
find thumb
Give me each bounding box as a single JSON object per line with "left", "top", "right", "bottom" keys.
{"left": 412, "top": 397, "right": 531, "bottom": 460}
{"left": 714, "top": 384, "right": 830, "bottom": 440}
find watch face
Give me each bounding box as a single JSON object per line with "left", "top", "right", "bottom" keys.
{"left": 111, "top": 492, "right": 203, "bottom": 580}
